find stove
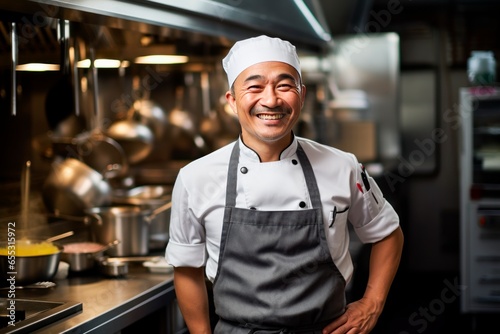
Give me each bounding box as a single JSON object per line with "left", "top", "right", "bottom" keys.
{"left": 0, "top": 298, "right": 82, "bottom": 333}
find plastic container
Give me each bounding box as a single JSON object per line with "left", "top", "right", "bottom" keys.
{"left": 467, "top": 51, "right": 496, "bottom": 85}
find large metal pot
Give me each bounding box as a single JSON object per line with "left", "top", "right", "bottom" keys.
{"left": 86, "top": 203, "right": 171, "bottom": 256}
{"left": 42, "top": 158, "right": 112, "bottom": 216}
{"left": 0, "top": 240, "right": 62, "bottom": 286}
{"left": 112, "top": 185, "right": 172, "bottom": 249}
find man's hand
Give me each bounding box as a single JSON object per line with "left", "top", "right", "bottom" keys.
{"left": 322, "top": 297, "right": 381, "bottom": 334}
{"left": 323, "top": 227, "right": 404, "bottom": 334}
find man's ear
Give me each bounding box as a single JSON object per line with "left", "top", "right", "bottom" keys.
{"left": 225, "top": 90, "right": 238, "bottom": 115}
{"left": 300, "top": 84, "right": 307, "bottom": 108}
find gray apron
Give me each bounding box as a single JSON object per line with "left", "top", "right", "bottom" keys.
{"left": 213, "top": 142, "right": 346, "bottom": 334}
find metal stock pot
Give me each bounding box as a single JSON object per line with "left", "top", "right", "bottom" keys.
{"left": 86, "top": 202, "right": 171, "bottom": 256}
{"left": 112, "top": 185, "right": 172, "bottom": 249}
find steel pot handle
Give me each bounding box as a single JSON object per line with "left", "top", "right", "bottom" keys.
{"left": 101, "top": 163, "right": 123, "bottom": 180}
{"left": 47, "top": 212, "right": 102, "bottom": 226}
{"left": 146, "top": 201, "right": 172, "bottom": 223}
{"left": 93, "top": 239, "right": 120, "bottom": 255}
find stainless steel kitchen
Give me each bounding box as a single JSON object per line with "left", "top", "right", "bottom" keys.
{"left": 0, "top": 0, "right": 499, "bottom": 333}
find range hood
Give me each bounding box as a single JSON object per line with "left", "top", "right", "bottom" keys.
{"left": 1, "top": 0, "right": 331, "bottom": 52}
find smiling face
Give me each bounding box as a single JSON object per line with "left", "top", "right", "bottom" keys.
{"left": 226, "top": 61, "right": 306, "bottom": 160}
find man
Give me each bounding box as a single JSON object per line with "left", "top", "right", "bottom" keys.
{"left": 166, "top": 35, "right": 404, "bottom": 334}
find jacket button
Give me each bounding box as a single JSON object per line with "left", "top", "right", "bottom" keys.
{"left": 292, "top": 159, "right": 298, "bottom": 165}
{"left": 299, "top": 201, "right": 306, "bottom": 208}
{"left": 240, "top": 167, "right": 248, "bottom": 174}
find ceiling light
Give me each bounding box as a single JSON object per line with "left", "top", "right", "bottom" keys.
{"left": 294, "top": 0, "right": 331, "bottom": 42}
{"left": 77, "top": 59, "right": 129, "bottom": 68}
{"left": 134, "top": 55, "right": 189, "bottom": 64}
{"left": 16, "top": 63, "right": 60, "bottom": 72}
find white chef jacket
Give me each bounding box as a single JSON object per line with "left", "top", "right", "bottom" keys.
{"left": 165, "top": 136, "right": 400, "bottom": 284}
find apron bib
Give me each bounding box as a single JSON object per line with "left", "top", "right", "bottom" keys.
{"left": 213, "top": 142, "right": 346, "bottom": 333}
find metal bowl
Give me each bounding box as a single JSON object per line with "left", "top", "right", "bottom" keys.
{"left": 0, "top": 240, "right": 62, "bottom": 286}
{"left": 100, "top": 259, "right": 128, "bottom": 278}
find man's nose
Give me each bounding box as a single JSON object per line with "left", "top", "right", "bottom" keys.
{"left": 260, "top": 86, "right": 280, "bottom": 107}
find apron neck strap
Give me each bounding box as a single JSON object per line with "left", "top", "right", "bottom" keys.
{"left": 225, "top": 142, "right": 240, "bottom": 207}
{"left": 295, "top": 142, "right": 322, "bottom": 208}
{"left": 225, "top": 141, "right": 322, "bottom": 209}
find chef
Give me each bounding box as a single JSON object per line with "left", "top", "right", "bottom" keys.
{"left": 166, "top": 35, "right": 404, "bottom": 334}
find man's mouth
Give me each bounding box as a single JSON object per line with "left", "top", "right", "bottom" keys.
{"left": 257, "top": 113, "right": 284, "bottom": 120}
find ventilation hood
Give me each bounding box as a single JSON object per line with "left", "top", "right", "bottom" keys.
{"left": 1, "top": 0, "right": 331, "bottom": 52}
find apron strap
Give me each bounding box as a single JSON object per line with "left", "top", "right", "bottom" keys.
{"left": 295, "top": 143, "right": 322, "bottom": 209}
{"left": 225, "top": 141, "right": 240, "bottom": 208}
{"left": 225, "top": 141, "right": 322, "bottom": 209}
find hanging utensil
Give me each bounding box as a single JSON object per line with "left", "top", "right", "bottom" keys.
{"left": 129, "top": 98, "right": 168, "bottom": 141}
{"left": 89, "top": 47, "right": 100, "bottom": 132}
{"left": 20, "top": 160, "right": 31, "bottom": 231}
{"left": 106, "top": 117, "right": 154, "bottom": 165}
{"left": 42, "top": 158, "right": 112, "bottom": 216}
{"left": 127, "top": 74, "right": 168, "bottom": 141}
{"left": 107, "top": 74, "right": 153, "bottom": 165}
{"left": 45, "top": 20, "right": 80, "bottom": 134}
{"left": 199, "top": 71, "right": 221, "bottom": 143}
{"left": 169, "top": 84, "right": 209, "bottom": 154}
{"left": 10, "top": 22, "right": 17, "bottom": 116}
{"left": 169, "top": 86, "right": 196, "bottom": 132}
{"left": 79, "top": 132, "right": 129, "bottom": 178}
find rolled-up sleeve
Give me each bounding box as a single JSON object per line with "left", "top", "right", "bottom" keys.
{"left": 354, "top": 200, "right": 400, "bottom": 244}
{"left": 165, "top": 171, "right": 208, "bottom": 267}
{"left": 166, "top": 241, "right": 207, "bottom": 267}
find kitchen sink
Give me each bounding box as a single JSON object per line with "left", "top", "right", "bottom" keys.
{"left": 0, "top": 298, "right": 82, "bottom": 333}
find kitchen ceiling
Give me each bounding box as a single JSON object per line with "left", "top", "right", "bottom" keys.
{"left": 319, "top": 0, "right": 500, "bottom": 66}
{"left": 0, "top": 0, "right": 334, "bottom": 70}
{"left": 0, "top": 16, "right": 230, "bottom": 69}
{"left": 2, "top": 0, "right": 499, "bottom": 69}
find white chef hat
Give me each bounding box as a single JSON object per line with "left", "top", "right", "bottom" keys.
{"left": 222, "top": 35, "right": 301, "bottom": 88}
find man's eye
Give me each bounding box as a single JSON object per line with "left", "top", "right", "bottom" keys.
{"left": 277, "top": 84, "right": 294, "bottom": 90}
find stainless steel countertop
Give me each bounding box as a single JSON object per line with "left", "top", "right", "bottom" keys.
{"left": 1, "top": 265, "right": 174, "bottom": 333}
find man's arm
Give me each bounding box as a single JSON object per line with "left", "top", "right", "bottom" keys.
{"left": 173, "top": 266, "right": 212, "bottom": 334}
{"left": 323, "top": 226, "right": 404, "bottom": 334}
